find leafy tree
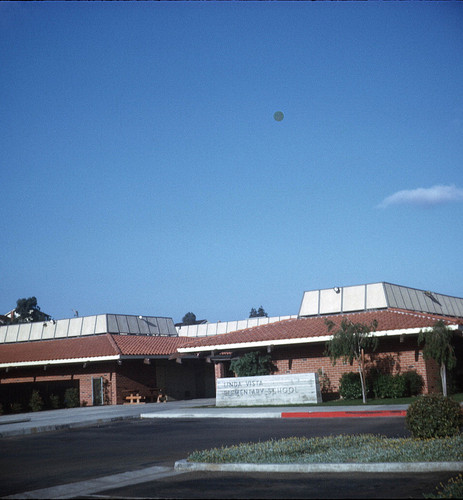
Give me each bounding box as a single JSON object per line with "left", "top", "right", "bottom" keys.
{"left": 14, "top": 297, "right": 50, "bottom": 324}
{"left": 182, "top": 312, "right": 197, "bottom": 325}
{"left": 249, "top": 306, "right": 268, "bottom": 318}
{"left": 418, "top": 320, "right": 456, "bottom": 397}
{"left": 257, "top": 306, "right": 268, "bottom": 317}
{"left": 325, "top": 318, "right": 378, "bottom": 404}
{"left": 230, "top": 351, "right": 276, "bottom": 377}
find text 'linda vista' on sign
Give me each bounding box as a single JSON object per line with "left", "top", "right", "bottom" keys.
{"left": 216, "top": 372, "right": 322, "bottom": 407}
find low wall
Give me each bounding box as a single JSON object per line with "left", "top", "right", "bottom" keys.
{"left": 216, "top": 373, "right": 322, "bottom": 407}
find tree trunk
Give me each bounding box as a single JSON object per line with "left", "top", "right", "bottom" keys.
{"left": 441, "top": 362, "right": 447, "bottom": 397}
{"left": 359, "top": 369, "right": 367, "bottom": 404}
{"left": 359, "top": 348, "right": 367, "bottom": 404}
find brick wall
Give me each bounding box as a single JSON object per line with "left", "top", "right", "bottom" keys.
{"left": 214, "top": 362, "right": 226, "bottom": 380}
{"left": 214, "top": 336, "right": 441, "bottom": 396}
{"left": 0, "top": 358, "right": 216, "bottom": 409}
{"left": 0, "top": 363, "right": 116, "bottom": 407}
{"left": 270, "top": 337, "right": 436, "bottom": 393}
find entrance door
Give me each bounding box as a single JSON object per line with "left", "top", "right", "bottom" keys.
{"left": 92, "top": 377, "right": 104, "bottom": 406}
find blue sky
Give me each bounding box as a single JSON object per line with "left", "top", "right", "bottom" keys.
{"left": 1, "top": 2, "right": 462, "bottom": 323}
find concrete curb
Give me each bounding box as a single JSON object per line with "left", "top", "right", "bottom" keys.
{"left": 140, "top": 411, "right": 284, "bottom": 419}
{"left": 174, "top": 459, "right": 463, "bottom": 474}
{"left": 141, "top": 408, "right": 408, "bottom": 420}
{"left": 281, "top": 410, "right": 407, "bottom": 418}
{"left": 0, "top": 415, "right": 137, "bottom": 438}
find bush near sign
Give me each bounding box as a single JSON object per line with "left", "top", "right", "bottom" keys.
{"left": 216, "top": 373, "right": 322, "bottom": 407}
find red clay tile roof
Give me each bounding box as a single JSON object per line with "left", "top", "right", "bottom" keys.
{"left": 1, "top": 309, "right": 462, "bottom": 364}
{"left": 0, "top": 334, "right": 185, "bottom": 365}
{"left": 178, "top": 309, "right": 463, "bottom": 351}
{"left": 111, "top": 335, "right": 187, "bottom": 356}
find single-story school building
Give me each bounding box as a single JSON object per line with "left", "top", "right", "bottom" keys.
{"left": 0, "top": 283, "right": 462, "bottom": 409}
{"left": 0, "top": 315, "right": 215, "bottom": 409}
{"left": 177, "top": 283, "right": 463, "bottom": 396}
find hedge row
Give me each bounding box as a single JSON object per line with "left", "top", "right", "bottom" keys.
{"left": 339, "top": 370, "right": 424, "bottom": 400}
{"left": 0, "top": 388, "right": 81, "bottom": 415}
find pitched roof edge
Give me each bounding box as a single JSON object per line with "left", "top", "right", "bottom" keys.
{"left": 177, "top": 309, "right": 463, "bottom": 354}
{"left": 0, "top": 355, "right": 121, "bottom": 369}
{"left": 107, "top": 333, "right": 123, "bottom": 355}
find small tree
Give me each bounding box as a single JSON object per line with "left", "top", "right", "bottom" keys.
{"left": 29, "top": 390, "right": 44, "bottom": 412}
{"left": 64, "top": 388, "right": 80, "bottom": 408}
{"left": 230, "top": 351, "right": 276, "bottom": 377}
{"left": 14, "top": 297, "right": 51, "bottom": 324}
{"left": 418, "top": 320, "right": 456, "bottom": 397}
{"left": 325, "top": 318, "right": 378, "bottom": 404}
{"left": 249, "top": 306, "right": 268, "bottom": 318}
{"left": 182, "top": 312, "right": 197, "bottom": 325}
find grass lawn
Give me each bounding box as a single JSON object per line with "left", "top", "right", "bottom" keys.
{"left": 187, "top": 434, "right": 463, "bottom": 465}
{"left": 187, "top": 434, "right": 463, "bottom": 498}
{"left": 190, "top": 394, "right": 463, "bottom": 498}
{"left": 318, "top": 392, "right": 463, "bottom": 406}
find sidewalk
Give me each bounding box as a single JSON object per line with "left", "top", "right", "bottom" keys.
{"left": 0, "top": 398, "right": 410, "bottom": 437}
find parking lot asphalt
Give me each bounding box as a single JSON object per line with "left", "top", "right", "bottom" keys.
{"left": 1, "top": 399, "right": 462, "bottom": 499}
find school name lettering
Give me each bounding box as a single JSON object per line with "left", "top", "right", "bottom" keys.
{"left": 221, "top": 379, "right": 264, "bottom": 388}
{"left": 222, "top": 386, "right": 296, "bottom": 397}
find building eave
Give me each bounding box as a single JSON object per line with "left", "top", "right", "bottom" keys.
{"left": 0, "top": 355, "right": 122, "bottom": 370}
{"left": 177, "top": 324, "right": 462, "bottom": 354}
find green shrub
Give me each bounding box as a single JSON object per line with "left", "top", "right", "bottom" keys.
{"left": 402, "top": 370, "right": 424, "bottom": 397}
{"left": 391, "top": 374, "right": 407, "bottom": 398}
{"left": 0, "top": 402, "right": 3, "bottom": 415}
{"left": 64, "top": 388, "right": 80, "bottom": 408}
{"left": 374, "top": 373, "right": 407, "bottom": 399}
{"left": 29, "top": 390, "right": 44, "bottom": 412}
{"left": 317, "top": 369, "right": 333, "bottom": 394}
{"left": 406, "top": 394, "right": 462, "bottom": 439}
{"left": 339, "top": 372, "right": 362, "bottom": 400}
{"left": 370, "top": 373, "right": 385, "bottom": 399}
{"left": 49, "top": 394, "right": 61, "bottom": 409}
{"left": 369, "top": 370, "right": 424, "bottom": 399}
{"left": 10, "top": 402, "right": 22, "bottom": 414}
{"left": 371, "top": 373, "right": 392, "bottom": 399}
{"left": 230, "top": 351, "right": 276, "bottom": 377}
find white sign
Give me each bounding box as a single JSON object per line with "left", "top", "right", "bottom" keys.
{"left": 216, "top": 373, "right": 322, "bottom": 407}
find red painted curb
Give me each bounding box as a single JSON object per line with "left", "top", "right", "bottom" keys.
{"left": 281, "top": 410, "right": 407, "bottom": 418}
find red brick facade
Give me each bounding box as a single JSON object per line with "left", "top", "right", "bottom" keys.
{"left": 0, "top": 363, "right": 114, "bottom": 409}
{"left": 270, "top": 336, "right": 441, "bottom": 394}
{"left": 0, "top": 358, "right": 215, "bottom": 410}
{"left": 212, "top": 336, "right": 443, "bottom": 396}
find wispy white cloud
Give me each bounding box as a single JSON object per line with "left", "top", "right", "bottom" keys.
{"left": 377, "top": 184, "right": 463, "bottom": 209}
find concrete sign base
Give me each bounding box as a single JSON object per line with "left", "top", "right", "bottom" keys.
{"left": 216, "top": 373, "right": 322, "bottom": 407}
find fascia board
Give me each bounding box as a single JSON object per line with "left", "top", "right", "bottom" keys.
{"left": 178, "top": 324, "right": 461, "bottom": 354}
{"left": 178, "top": 336, "right": 332, "bottom": 353}
{"left": 371, "top": 324, "right": 461, "bottom": 338}
{"left": 0, "top": 355, "right": 121, "bottom": 369}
